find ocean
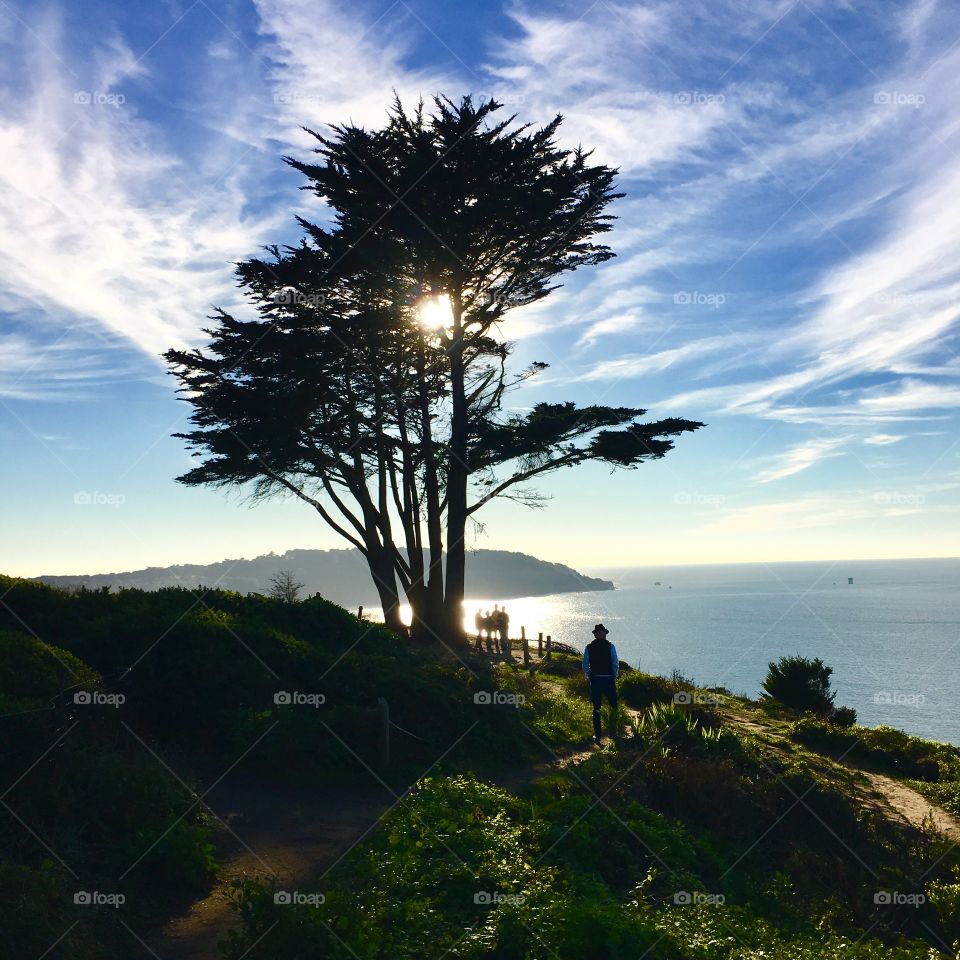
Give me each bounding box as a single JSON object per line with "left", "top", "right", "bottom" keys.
{"left": 460, "top": 557, "right": 960, "bottom": 745}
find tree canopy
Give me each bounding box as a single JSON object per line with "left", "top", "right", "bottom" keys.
{"left": 166, "top": 95, "right": 704, "bottom": 641}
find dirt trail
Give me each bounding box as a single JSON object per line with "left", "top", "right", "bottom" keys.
{"left": 719, "top": 708, "right": 960, "bottom": 840}
{"left": 150, "top": 773, "right": 392, "bottom": 960}
{"left": 859, "top": 769, "right": 960, "bottom": 841}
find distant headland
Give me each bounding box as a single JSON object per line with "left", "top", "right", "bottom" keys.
{"left": 35, "top": 548, "right": 614, "bottom": 607}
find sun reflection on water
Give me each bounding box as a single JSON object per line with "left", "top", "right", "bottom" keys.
{"left": 366, "top": 594, "right": 602, "bottom": 651}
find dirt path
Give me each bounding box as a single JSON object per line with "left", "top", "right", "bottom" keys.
{"left": 859, "top": 769, "right": 960, "bottom": 841}
{"left": 150, "top": 772, "right": 392, "bottom": 960}
{"left": 718, "top": 707, "right": 960, "bottom": 840}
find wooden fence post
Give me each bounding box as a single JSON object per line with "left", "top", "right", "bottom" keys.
{"left": 377, "top": 697, "right": 390, "bottom": 771}
{"left": 545, "top": 635, "right": 552, "bottom": 661}
{"left": 358, "top": 605, "right": 364, "bottom": 619}
{"left": 538, "top": 632, "right": 543, "bottom": 657}
{"left": 522, "top": 626, "right": 530, "bottom": 666}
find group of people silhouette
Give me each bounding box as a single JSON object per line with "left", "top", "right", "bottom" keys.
{"left": 473, "top": 604, "right": 510, "bottom": 654}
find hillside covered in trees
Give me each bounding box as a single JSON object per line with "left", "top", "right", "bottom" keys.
{"left": 36, "top": 548, "right": 614, "bottom": 606}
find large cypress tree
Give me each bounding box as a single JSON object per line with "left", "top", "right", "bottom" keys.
{"left": 166, "top": 96, "right": 703, "bottom": 642}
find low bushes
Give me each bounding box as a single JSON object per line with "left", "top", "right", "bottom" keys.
{"left": 790, "top": 718, "right": 957, "bottom": 781}
{"left": 618, "top": 671, "right": 681, "bottom": 709}
{"left": 927, "top": 880, "right": 960, "bottom": 943}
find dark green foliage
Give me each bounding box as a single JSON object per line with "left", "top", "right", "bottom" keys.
{"left": 911, "top": 779, "right": 960, "bottom": 817}
{"left": 220, "top": 774, "right": 674, "bottom": 960}
{"left": 927, "top": 880, "right": 960, "bottom": 943}
{"left": 496, "top": 665, "right": 596, "bottom": 744}
{"left": 830, "top": 704, "right": 858, "bottom": 727}
{"left": 630, "top": 702, "right": 732, "bottom": 758}
{"left": 3, "top": 576, "right": 956, "bottom": 958}
{"left": 0, "top": 628, "right": 218, "bottom": 959}
{"left": 0, "top": 577, "right": 587, "bottom": 959}
{"left": 583, "top": 731, "right": 953, "bottom": 940}
{"left": 618, "top": 671, "right": 682, "bottom": 709}
{"left": 0, "top": 628, "right": 99, "bottom": 701}
{"left": 536, "top": 649, "right": 582, "bottom": 678}
{"left": 0, "top": 860, "right": 122, "bottom": 960}
{"left": 469, "top": 402, "right": 699, "bottom": 473}
{"left": 0, "top": 577, "right": 563, "bottom": 782}
{"left": 762, "top": 655, "right": 835, "bottom": 714}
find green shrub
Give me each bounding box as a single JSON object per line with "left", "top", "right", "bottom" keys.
{"left": 910, "top": 780, "right": 960, "bottom": 818}
{"left": 652, "top": 902, "right": 941, "bottom": 959}
{"left": 927, "top": 880, "right": 960, "bottom": 943}
{"left": 618, "top": 672, "right": 680, "bottom": 709}
{"left": 222, "top": 772, "right": 947, "bottom": 960}
{"left": 495, "top": 667, "right": 596, "bottom": 744}
{"left": 0, "top": 628, "right": 100, "bottom": 700}
{"left": 0, "top": 859, "right": 123, "bottom": 960}
{"left": 0, "top": 623, "right": 219, "bottom": 950}
{"left": 830, "top": 704, "right": 858, "bottom": 727}
{"left": 762, "top": 655, "right": 835, "bottom": 714}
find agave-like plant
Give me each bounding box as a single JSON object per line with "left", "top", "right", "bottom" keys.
{"left": 634, "top": 701, "right": 728, "bottom": 753}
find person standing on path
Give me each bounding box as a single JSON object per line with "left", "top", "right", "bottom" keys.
{"left": 483, "top": 610, "right": 495, "bottom": 654}
{"left": 497, "top": 606, "right": 510, "bottom": 655}
{"left": 474, "top": 609, "right": 485, "bottom": 652}
{"left": 582, "top": 623, "right": 619, "bottom": 744}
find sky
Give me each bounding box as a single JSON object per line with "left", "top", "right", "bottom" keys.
{"left": 1, "top": 0, "right": 959, "bottom": 575}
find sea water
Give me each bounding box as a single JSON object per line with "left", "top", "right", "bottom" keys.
{"left": 462, "top": 558, "right": 960, "bottom": 745}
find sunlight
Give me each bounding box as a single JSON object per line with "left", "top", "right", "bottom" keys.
{"left": 417, "top": 293, "right": 454, "bottom": 330}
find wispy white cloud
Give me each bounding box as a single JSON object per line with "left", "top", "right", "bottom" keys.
{"left": 4, "top": 0, "right": 960, "bottom": 487}
{"left": 0, "top": 8, "right": 284, "bottom": 386}
{"left": 752, "top": 437, "right": 847, "bottom": 483}
{"left": 486, "top": 3, "right": 743, "bottom": 175}
{"left": 575, "top": 313, "right": 644, "bottom": 348}
{"left": 574, "top": 336, "right": 736, "bottom": 382}
{"left": 701, "top": 488, "right": 959, "bottom": 534}
{"left": 484, "top": 0, "right": 960, "bottom": 441}
{"left": 702, "top": 495, "right": 871, "bottom": 533}
{"left": 859, "top": 378, "right": 960, "bottom": 412}
{"left": 0, "top": 328, "right": 129, "bottom": 400}
{"left": 253, "top": 0, "right": 455, "bottom": 144}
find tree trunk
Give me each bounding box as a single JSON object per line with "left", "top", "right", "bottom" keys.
{"left": 444, "top": 291, "right": 468, "bottom": 643}
{"left": 417, "top": 340, "right": 447, "bottom": 644}
{"left": 407, "top": 581, "right": 447, "bottom": 644}
{"left": 368, "top": 544, "right": 405, "bottom": 635}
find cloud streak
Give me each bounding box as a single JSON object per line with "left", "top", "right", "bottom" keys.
{"left": 752, "top": 437, "right": 847, "bottom": 483}
{"left": 0, "top": 9, "right": 286, "bottom": 386}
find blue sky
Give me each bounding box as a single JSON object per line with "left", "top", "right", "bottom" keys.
{"left": 1, "top": 0, "right": 958, "bottom": 575}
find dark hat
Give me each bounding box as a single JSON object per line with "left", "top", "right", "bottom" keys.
{"left": 592, "top": 623, "right": 609, "bottom": 635}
